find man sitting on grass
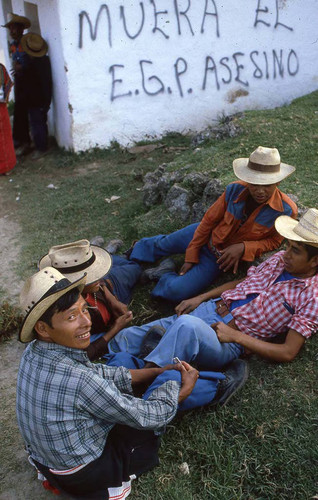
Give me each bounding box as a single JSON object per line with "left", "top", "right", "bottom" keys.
{"left": 109, "top": 209, "right": 318, "bottom": 369}
{"left": 16, "top": 267, "right": 247, "bottom": 499}
{"left": 127, "top": 146, "right": 297, "bottom": 302}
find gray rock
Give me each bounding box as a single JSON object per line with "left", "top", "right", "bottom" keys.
{"left": 165, "top": 184, "right": 190, "bottom": 221}
{"left": 183, "top": 172, "right": 210, "bottom": 197}
{"left": 191, "top": 201, "right": 206, "bottom": 222}
{"left": 202, "top": 179, "right": 223, "bottom": 206}
{"left": 143, "top": 182, "right": 162, "bottom": 207}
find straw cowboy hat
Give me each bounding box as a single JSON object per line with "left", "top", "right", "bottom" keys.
{"left": 21, "top": 32, "right": 48, "bottom": 57}
{"left": 2, "top": 12, "right": 31, "bottom": 29}
{"left": 275, "top": 208, "right": 318, "bottom": 248}
{"left": 39, "top": 239, "right": 112, "bottom": 286}
{"left": 233, "top": 146, "right": 295, "bottom": 185}
{"left": 19, "top": 267, "right": 87, "bottom": 343}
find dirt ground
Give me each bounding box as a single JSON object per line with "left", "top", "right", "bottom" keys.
{"left": 0, "top": 181, "right": 64, "bottom": 499}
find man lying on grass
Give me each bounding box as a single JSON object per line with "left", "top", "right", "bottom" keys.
{"left": 16, "top": 267, "right": 247, "bottom": 499}
{"left": 109, "top": 209, "right": 318, "bottom": 368}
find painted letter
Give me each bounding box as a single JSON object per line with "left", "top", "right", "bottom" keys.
{"left": 275, "top": 0, "right": 293, "bottom": 31}
{"left": 120, "top": 2, "right": 145, "bottom": 39}
{"left": 79, "top": 5, "right": 112, "bottom": 48}
{"left": 202, "top": 55, "right": 220, "bottom": 90}
{"left": 254, "top": 0, "right": 270, "bottom": 27}
{"left": 140, "top": 60, "right": 165, "bottom": 96}
{"left": 109, "top": 64, "right": 132, "bottom": 101}
{"left": 220, "top": 57, "right": 232, "bottom": 84}
{"left": 174, "top": 0, "right": 194, "bottom": 36}
{"left": 273, "top": 49, "right": 284, "bottom": 78}
{"left": 201, "top": 0, "right": 219, "bottom": 38}
{"left": 233, "top": 52, "right": 249, "bottom": 86}
{"left": 287, "top": 50, "right": 299, "bottom": 76}
{"left": 174, "top": 57, "right": 188, "bottom": 97}
{"left": 150, "top": 0, "right": 169, "bottom": 39}
{"left": 250, "top": 50, "right": 263, "bottom": 78}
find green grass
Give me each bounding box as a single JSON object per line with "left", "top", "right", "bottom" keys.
{"left": 2, "top": 90, "right": 318, "bottom": 499}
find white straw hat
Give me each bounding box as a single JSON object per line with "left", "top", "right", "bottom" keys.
{"left": 275, "top": 208, "right": 318, "bottom": 248}
{"left": 39, "top": 239, "right": 112, "bottom": 285}
{"left": 19, "top": 267, "right": 87, "bottom": 343}
{"left": 233, "top": 146, "right": 295, "bottom": 185}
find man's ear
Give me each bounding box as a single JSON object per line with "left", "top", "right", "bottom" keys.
{"left": 310, "top": 254, "right": 318, "bottom": 272}
{"left": 34, "top": 320, "right": 51, "bottom": 340}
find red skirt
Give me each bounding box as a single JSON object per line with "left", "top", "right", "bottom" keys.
{"left": 0, "top": 103, "right": 16, "bottom": 174}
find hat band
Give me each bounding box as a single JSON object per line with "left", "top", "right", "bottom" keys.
{"left": 248, "top": 161, "right": 280, "bottom": 173}
{"left": 54, "top": 253, "right": 96, "bottom": 274}
{"left": 41, "top": 278, "right": 72, "bottom": 300}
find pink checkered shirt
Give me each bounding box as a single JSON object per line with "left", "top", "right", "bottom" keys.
{"left": 222, "top": 251, "right": 318, "bottom": 340}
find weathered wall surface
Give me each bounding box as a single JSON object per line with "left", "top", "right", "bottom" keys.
{"left": 61, "top": 0, "right": 318, "bottom": 151}
{"left": 2, "top": 1, "right": 318, "bottom": 151}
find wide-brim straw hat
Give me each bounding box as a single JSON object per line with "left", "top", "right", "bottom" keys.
{"left": 233, "top": 146, "right": 295, "bottom": 185}
{"left": 275, "top": 208, "right": 318, "bottom": 248}
{"left": 21, "top": 32, "right": 48, "bottom": 57}
{"left": 39, "top": 239, "right": 112, "bottom": 286}
{"left": 2, "top": 12, "right": 31, "bottom": 29}
{"left": 19, "top": 267, "right": 87, "bottom": 343}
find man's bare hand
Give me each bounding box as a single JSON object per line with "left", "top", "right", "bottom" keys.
{"left": 217, "top": 243, "right": 245, "bottom": 274}
{"left": 178, "top": 361, "right": 199, "bottom": 402}
{"left": 113, "top": 311, "right": 133, "bottom": 332}
{"left": 175, "top": 296, "right": 202, "bottom": 316}
{"left": 179, "top": 262, "right": 193, "bottom": 275}
{"left": 110, "top": 300, "right": 128, "bottom": 318}
{"left": 212, "top": 322, "right": 240, "bottom": 343}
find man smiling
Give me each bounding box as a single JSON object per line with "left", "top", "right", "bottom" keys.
{"left": 16, "top": 267, "right": 200, "bottom": 499}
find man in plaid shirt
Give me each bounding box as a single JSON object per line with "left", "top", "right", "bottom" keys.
{"left": 16, "top": 267, "right": 200, "bottom": 499}
{"left": 109, "top": 209, "right": 318, "bottom": 367}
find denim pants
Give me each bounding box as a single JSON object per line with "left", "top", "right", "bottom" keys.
{"left": 28, "top": 107, "right": 49, "bottom": 151}
{"left": 109, "top": 300, "right": 244, "bottom": 371}
{"left": 129, "top": 223, "right": 221, "bottom": 302}
{"left": 105, "top": 255, "right": 141, "bottom": 304}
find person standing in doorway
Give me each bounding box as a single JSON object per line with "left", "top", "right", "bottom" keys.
{"left": 21, "top": 32, "right": 52, "bottom": 160}
{"left": 2, "top": 12, "right": 31, "bottom": 156}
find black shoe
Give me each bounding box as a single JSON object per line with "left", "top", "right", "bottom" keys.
{"left": 213, "top": 359, "right": 249, "bottom": 407}
{"left": 139, "top": 325, "right": 166, "bottom": 359}
{"left": 139, "top": 258, "right": 176, "bottom": 285}
{"left": 105, "top": 239, "right": 123, "bottom": 254}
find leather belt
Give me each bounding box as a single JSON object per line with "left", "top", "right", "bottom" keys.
{"left": 215, "top": 299, "right": 238, "bottom": 330}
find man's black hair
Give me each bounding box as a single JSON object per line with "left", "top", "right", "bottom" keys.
{"left": 303, "top": 243, "right": 318, "bottom": 261}
{"left": 37, "top": 288, "right": 81, "bottom": 328}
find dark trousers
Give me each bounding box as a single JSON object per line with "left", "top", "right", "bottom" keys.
{"left": 13, "top": 99, "right": 30, "bottom": 147}
{"left": 29, "top": 107, "right": 49, "bottom": 151}
{"left": 34, "top": 425, "right": 160, "bottom": 499}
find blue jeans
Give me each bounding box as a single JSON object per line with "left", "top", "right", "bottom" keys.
{"left": 129, "top": 224, "right": 221, "bottom": 302}
{"left": 105, "top": 352, "right": 225, "bottom": 411}
{"left": 109, "top": 300, "right": 244, "bottom": 371}
{"left": 105, "top": 255, "right": 142, "bottom": 304}
{"left": 28, "top": 107, "right": 49, "bottom": 151}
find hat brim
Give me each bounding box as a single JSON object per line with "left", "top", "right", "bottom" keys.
{"left": 275, "top": 215, "right": 318, "bottom": 248}
{"left": 233, "top": 158, "right": 295, "bottom": 185}
{"left": 38, "top": 245, "right": 112, "bottom": 286}
{"left": 19, "top": 274, "right": 87, "bottom": 343}
{"left": 21, "top": 33, "right": 48, "bottom": 57}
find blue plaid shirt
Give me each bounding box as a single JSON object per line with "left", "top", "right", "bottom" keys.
{"left": 16, "top": 341, "right": 180, "bottom": 469}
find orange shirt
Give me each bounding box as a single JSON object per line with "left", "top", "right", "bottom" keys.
{"left": 185, "top": 181, "right": 297, "bottom": 263}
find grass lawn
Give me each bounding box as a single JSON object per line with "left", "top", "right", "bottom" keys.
{"left": 2, "top": 91, "right": 318, "bottom": 499}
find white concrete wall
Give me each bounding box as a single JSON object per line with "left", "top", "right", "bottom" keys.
{"left": 2, "top": 1, "right": 318, "bottom": 151}
{"left": 59, "top": 0, "right": 318, "bottom": 151}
